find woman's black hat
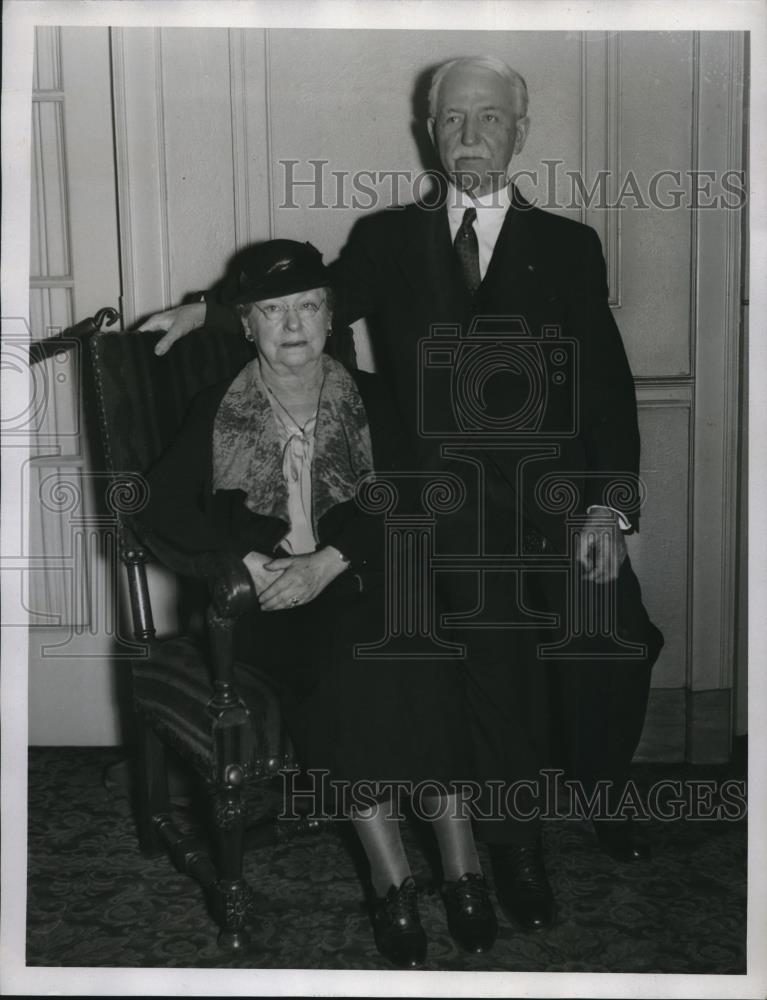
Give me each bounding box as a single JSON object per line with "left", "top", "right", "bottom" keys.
{"left": 220, "top": 239, "right": 332, "bottom": 305}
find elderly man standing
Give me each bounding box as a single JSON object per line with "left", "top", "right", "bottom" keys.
{"left": 143, "top": 55, "right": 662, "bottom": 937}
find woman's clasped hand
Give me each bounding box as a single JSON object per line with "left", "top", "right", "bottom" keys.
{"left": 242, "top": 547, "right": 348, "bottom": 609}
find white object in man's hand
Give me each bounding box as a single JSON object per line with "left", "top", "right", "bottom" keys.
{"left": 577, "top": 507, "right": 627, "bottom": 584}
{"left": 137, "top": 301, "right": 206, "bottom": 356}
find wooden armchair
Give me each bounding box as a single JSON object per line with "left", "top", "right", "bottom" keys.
{"left": 84, "top": 315, "right": 350, "bottom": 951}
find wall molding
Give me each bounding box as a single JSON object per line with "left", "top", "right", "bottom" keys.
{"left": 578, "top": 32, "right": 587, "bottom": 229}
{"left": 689, "top": 31, "right": 744, "bottom": 696}
{"left": 228, "top": 28, "right": 272, "bottom": 249}
{"left": 717, "top": 31, "right": 745, "bottom": 690}
{"left": 636, "top": 687, "right": 732, "bottom": 763}
{"left": 109, "top": 27, "right": 174, "bottom": 326}
{"left": 30, "top": 96, "right": 72, "bottom": 283}
{"left": 28, "top": 26, "right": 88, "bottom": 628}
{"left": 605, "top": 31, "right": 621, "bottom": 308}
{"left": 688, "top": 31, "right": 700, "bottom": 385}
{"left": 633, "top": 393, "right": 693, "bottom": 694}
{"left": 33, "top": 24, "right": 62, "bottom": 90}
{"left": 228, "top": 27, "right": 251, "bottom": 250}
{"left": 264, "top": 28, "right": 275, "bottom": 240}
{"left": 109, "top": 28, "right": 136, "bottom": 329}
{"left": 26, "top": 463, "right": 91, "bottom": 629}
{"left": 582, "top": 31, "right": 621, "bottom": 308}
{"left": 633, "top": 375, "right": 694, "bottom": 389}
{"left": 688, "top": 688, "right": 732, "bottom": 763}
{"left": 153, "top": 28, "right": 171, "bottom": 312}
{"left": 635, "top": 688, "right": 686, "bottom": 761}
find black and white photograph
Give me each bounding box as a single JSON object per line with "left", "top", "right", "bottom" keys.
{"left": 1, "top": 1, "right": 765, "bottom": 997}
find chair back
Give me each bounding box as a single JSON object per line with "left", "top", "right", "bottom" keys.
{"left": 89, "top": 326, "right": 253, "bottom": 547}
{"left": 86, "top": 323, "right": 254, "bottom": 637}
{"left": 90, "top": 325, "right": 253, "bottom": 480}
{"left": 90, "top": 321, "right": 356, "bottom": 479}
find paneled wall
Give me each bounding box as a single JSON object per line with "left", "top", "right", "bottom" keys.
{"left": 29, "top": 27, "right": 745, "bottom": 758}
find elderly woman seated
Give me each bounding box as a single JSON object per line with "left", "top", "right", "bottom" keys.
{"left": 140, "top": 239, "right": 496, "bottom": 966}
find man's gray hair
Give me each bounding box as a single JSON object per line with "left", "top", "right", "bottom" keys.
{"left": 428, "top": 55, "right": 529, "bottom": 119}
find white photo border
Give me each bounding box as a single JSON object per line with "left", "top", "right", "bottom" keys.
{"left": 2, "top": 1, "right": 765, "bottom": 997}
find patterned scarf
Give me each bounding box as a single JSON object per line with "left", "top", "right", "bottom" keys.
{"left": 212, "top": 354, "right": 374, "bottom": 531}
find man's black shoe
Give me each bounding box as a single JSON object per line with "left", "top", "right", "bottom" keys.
{"left": 594, "top": 820, "right": 652, "bottom": 862}
{"left": 440, "top": 872, "right": 498, "bottom": 953}
{"left": 370, "top": 876, "right": 427, "bottom": 967}
{"left": 488, "top": 841, "right": 555, "bottom": 931}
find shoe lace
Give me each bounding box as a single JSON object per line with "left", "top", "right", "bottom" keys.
{"left": 443, "top": 872, "right": 490, "bottom": 907}
{"left": 380, "top": 878, "right": 419, "bottom": 925}
{"left": 499, "top": 846, "right": 549, "bottom": 891}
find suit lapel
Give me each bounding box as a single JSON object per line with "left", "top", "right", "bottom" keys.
{"left": 476, "top": 186, "right": 541, "bottom": 312}
{"left": 397, "top": 198, "right": 472, "bottom": 325}
{"left": 395, "top": 185, "right": 545, "bottom": 324}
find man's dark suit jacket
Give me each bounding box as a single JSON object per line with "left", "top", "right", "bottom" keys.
{"left": 333, "top": 186, "right": 641, "bottom": 552}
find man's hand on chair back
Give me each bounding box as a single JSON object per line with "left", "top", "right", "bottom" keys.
{"left": 137, "top": 301, "right": 206, "bottom": 356}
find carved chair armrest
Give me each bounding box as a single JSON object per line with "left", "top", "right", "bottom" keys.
{"left": 129, "top": 518, "right": 261, "bottom": 748}
{"left": 197, "top": 551, "right": 259, "bottom": 620}
{"left": 130, "top": 518, "right": 258, "bottom": 620}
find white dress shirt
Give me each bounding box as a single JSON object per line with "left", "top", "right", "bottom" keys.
{"left": 445, "top": 182, "right": 630, "bottom": 532}
{"left": 446, "top": 183, "right": 512, "bottom": 280}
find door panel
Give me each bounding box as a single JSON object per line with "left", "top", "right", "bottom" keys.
{"left": 27, "top": 27, "right": 124, "bottom": 745}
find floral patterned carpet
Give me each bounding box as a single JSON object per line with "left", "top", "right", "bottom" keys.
{"left": 26, "top": 747, "right": 746, "bottom": 973}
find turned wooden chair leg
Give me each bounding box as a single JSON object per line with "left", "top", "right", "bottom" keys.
{"left": 209, "top": 778, "right": 255, "bottom": 952}
{"left": 134, "top": 713, "right": 171, "bottom": 857}
{"left": 204, "top": 608, "right": 257, "bottom": 951}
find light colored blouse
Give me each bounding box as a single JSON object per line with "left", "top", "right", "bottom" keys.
{"left": 267, "top": 401, "right": 318, "bottom": 554}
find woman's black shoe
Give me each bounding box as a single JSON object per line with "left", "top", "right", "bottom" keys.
{"left": 441, "top": 872, "right": 498, "bottom": 953}
{"left": 370, "top": 876, "right": 427, "bottom": 967}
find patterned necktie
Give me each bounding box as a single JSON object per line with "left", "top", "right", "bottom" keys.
{"left": 454, "top": 206, "right": 481, "bottom": 295}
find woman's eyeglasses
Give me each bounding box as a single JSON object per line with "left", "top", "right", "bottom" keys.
{"left": 253, "top": 298, "right": 326, "bottom": 321}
